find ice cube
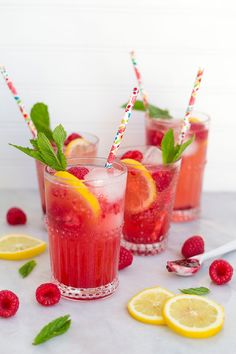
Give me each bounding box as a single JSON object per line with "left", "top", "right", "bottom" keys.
{"left": 84, "top": 167, "right": 125, "bottom": 202}
{"left": 142, "top": 146, "right": 162, "bottom": 165}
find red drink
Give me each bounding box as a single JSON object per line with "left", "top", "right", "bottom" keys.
{"left": 36, "top": 132, "right": 99, "bottom": 214}
{"left": 45, "top": 158, "right": 127, "bottom": 300}
{"left": 146, "top": 111, "right": 209, "bottom": 221}
{"left": 119, "top": 146, "right": 180, "bottom": 255}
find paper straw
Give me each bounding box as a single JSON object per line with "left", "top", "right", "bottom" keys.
{"left": 178, "top": 68, "right": 204, "bottom": 145}
{"left": 105, "top": 87, "right": 139, "bottom": 168}
{"left": 130, "top": 51, "right": 149, "bottom": 109}
{"left": 0, "top": 65, "right": 37, "bottom": 138}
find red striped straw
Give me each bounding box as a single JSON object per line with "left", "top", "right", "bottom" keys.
{"left": 105, "top": 87, "right": 139, "bottom": 168}
{"left": 0, "top": 65, "right": 37, "bottom": 138}
{"left": 178, "top": 68, "right": 204, "bottom": 145}
{"left": 130, "top": 51, "right": 149, "bottom": 109}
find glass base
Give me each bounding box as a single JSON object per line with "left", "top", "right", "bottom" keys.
{"left": 171, "top": 206, "right": 200, "bottom": 222}
{"left": 53, "top": 277, "right": 119, "bottom": 301}
{"left": 121, "top": 236, "right": 168, "bottom": 256}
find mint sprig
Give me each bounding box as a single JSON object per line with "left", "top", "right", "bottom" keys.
{"left": 19, "top": 260, "right": 36, "bottom": 278}
{"left": 179, "top": 287, "right": 210, "bottom": 296}
{"left": 161, "top": 128, "right": 194, "bottom": 164}
{"left": 32, "top": 315, "right": 71, "bottom": 345}
{"left": 31, "top": 103, "right": 53, "bottom": 141}
{"left": 122, "top": 100, "right": 172, "bottom": 119}
{"left": 10, "top": 124, "right": 67, "bottom": 171}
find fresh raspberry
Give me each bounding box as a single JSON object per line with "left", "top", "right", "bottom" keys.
{"left": 0, "top": 290, "right": 19, "bottom": 318}
{"left": 36, "top": 283, "right": 61, "bottom": 306}
{"left": 119, "top": 246, "right": 133, "bottom": 270}
{"left": 64, "top": 132, "right": 82, "bottom": 146}
{"left": 152, "top": 170, "right": 174, "bottom": 192}
{"left": 181, "top": 235, "right": 204, "bottom": 258}
{"left": 209, "top": 259, "right": 234, "bottom": 285}
{"left": 6, "top": 207, "right": 27, "bottom": 225}
{"left": 121, "top": 150, "right": 143, "bottom": 162}
{"left": 67, "top": 167, "right": 89, "bottom": 180}
{"left": 147, "top": 130, "right": 164, "bottom": 147}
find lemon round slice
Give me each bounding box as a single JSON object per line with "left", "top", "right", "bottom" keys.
{"left": 163, "top": 294, "right": 224, "bottom": 338}
{"left": 0, "top": 234, "right": 46, "bottom": 260}
{"left": 55, "top": 171, "right": 100, "bottom": 217}
{"left": 64, "top": 138, "right": 90, "bottom": 158}
{"left": 128, "top": 287, "right": 174, "bottom": 325}
{"left": 121, "top": 158, "right": 157, "bottom": 213}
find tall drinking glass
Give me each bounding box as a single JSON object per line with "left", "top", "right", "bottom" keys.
{"left": 119, "top": 146, "right": 180, "bottom": 255}
{"left": 45, "top": 157, "right": 127, "bottom": 300}
{"left": 146, "top": 111, "right": 210, "bottom": 222}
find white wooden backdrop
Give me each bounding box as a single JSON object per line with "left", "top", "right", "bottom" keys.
{"left": 0, "top": 0, "right": 236, "bottom": 190}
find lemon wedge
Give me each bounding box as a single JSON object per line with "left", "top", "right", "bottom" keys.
{"left": 0, "top": 234, "right": 46, "bottom": 260}
{"left": 128, "top": 287, "right": 174, "bottom": 325}
{"left": 55, "top": 171, "right": 100, "bottom": 217}
{"left": 163, "top": 294, "right": 224, "bottom": 338}
{"left": 121, "top": 158, "right": 157, "bottom": 213}
{"left": 64, "top": 138, "right": 90, "bottom": 158}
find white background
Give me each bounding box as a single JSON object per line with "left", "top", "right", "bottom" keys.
{"left": 0, "top": 0, "right": 236, "bottom": 190}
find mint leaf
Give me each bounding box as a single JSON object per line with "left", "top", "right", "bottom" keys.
{"left": 173, "top": 135, "right": 195, "bottom": 162}
{"left": 52, "top": 125, "right": 67, "bottom": 169}
{"left": 33, "top": 315, "right": 71, "bottom": 345}
{"left": 148, "top": 104, "right": 171, "bottom": 119}
{"left": 121, "top": 100, "right": 172, "bottom": 119}
{"left": 37, "top": 132, "right": 62, "bottom": 170}
{"left": 161, "top": 128, "right": 175, "bottom": 164}
{"left": 10, "top": 125, "right": 67, "bottom": 171}
{"left": 161, "top": 129, "right": 194, "bottom": 164}
{"left": 179, "top": 287, "right": 210, "bottom": 296}
{"left": 31, "top": 103, "right": 53, "bottom": 141}
{"left": 9, "top": 144, "right": 46, "bottom": 164}
{"left": 19, "top": 260, "right": 36, "bottom": 278}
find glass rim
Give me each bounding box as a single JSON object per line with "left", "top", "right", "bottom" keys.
{"left": 146, "top": 110, "right": 210, "bottom": 126}
{"left": 44, "top": 157, "right": 127, "bottom": 186}
{"left": 74, "top": 131, "right": 99, "bottom": 145}
{"left": 118, "top": 145, "right": 181, "bottom": 168}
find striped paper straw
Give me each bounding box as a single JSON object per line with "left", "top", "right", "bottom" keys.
{"left": 178, "top": 68, "right": 204, "bottom": 145}
{"left": 0, "top": 65, "right": 37, "bottom": 137}
{"left": 130, "top": 51, "right": 149, "bottom": 109}
{"left": 105, "top": 87, "right": 139, "bottom": 168}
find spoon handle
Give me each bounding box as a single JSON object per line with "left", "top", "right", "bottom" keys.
{"left": 197, "top": 240, "right": 236, "bottom": 263}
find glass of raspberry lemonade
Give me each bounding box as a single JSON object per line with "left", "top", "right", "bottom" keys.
{"left": 119, "top": 146, "right": 180, "bottom": 256}
{"left": 146, "top": 111, "right": 209, "bottom": 221}
{"left": 36, "top": 132, "right": 99, "bottom": 214}
{"left": 45, "top": 157, "right": 127, "bottom": 300}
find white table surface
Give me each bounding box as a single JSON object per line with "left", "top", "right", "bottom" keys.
{"left": 0, "top": 189, "right": 236, "bottom": 354}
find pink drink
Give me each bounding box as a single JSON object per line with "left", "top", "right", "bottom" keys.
{"left": 36, "top": 132, "right": 99, "bottom": 214}
{"left": 119, "top": 146, "right": 180, "bottom": 255}
{"left": 146, "top": 111, "right": 209, "bottom": 222}
{"left": 45, "top": 158, "right": 127, "bottom": 300}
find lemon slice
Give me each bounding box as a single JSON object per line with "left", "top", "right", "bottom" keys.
{"left": 55, "top": 171, "right": 100, "bottom": 217}
{"left": 0, "top": 234, "right": 46, "bottom": 260}
{"left": 64, "top": 138, "right": 90, "bottom": 158}
{"left": 163, "top": 294, "right": 224, "bottom": 338}
{"left": 121, "top": 158, "right": 157, "bottom": 213}
{"left": 128, "top": 287, "right": 174, "bottom": 325}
